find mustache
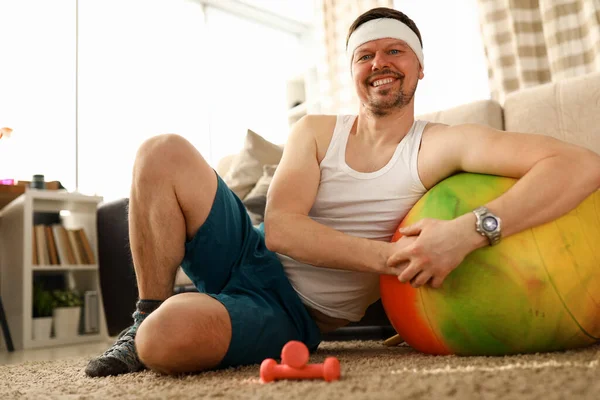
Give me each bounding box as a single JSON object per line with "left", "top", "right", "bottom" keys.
{"left": 366, "top": 70, "right": 404, "bottom": 85}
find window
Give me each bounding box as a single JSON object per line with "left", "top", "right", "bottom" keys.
{"left": 0, "top": 0, "right": 76, "bottom": 190}
{"left": 2, "top": 0, "right": 305, "bottom": 202}
{"left": 394, "top": 0, "right": 490, "bottom": 115}
{"left": 237, "top": 0, "right": 315, "bottom": 25}
{"left": 77, "top": 0, "right": 304, "bottom": 200}
{"left": 77, "top": 0, "right": 210, "bottom": 200}
{"left": 203, "top": 7, "right": 302, "bottom": 164}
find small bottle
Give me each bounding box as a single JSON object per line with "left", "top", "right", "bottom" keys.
{"left": 30, "top": 174, "right": 46, "bottom": 190}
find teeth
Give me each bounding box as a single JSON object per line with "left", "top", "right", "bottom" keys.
{"left": 373, "top": 78, "right": 394, "bottom": 87}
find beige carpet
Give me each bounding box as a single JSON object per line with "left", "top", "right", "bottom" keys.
{"left": 1, "top": 341, "right": 599, "bottom": 400}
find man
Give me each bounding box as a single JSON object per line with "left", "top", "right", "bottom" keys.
{"left": 85, "top": 7, "right": 600, "bottom": 377}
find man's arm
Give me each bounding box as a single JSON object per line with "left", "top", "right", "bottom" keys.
{"left": 264, "top": 115, "right": 399, "bottom": 275}
{"left": 449, "top": 123, "right": 600, "bottom": 237}
{"left": 390, "top": 123, "right": 600, "bottom": 288}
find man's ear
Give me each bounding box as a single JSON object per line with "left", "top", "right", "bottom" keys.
{"left": 419, "top": 67, "right": 424, "bottom": 80}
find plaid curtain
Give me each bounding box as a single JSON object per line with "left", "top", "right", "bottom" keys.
{"left": 316, "top": 0, "right": 394, "bottom": 114}
{"left": 477, "top": 0, "right": 600, "bottom": 103}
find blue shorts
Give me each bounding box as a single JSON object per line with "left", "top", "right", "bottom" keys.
{"left": 180, "top": 173, "right": 322, "bottom": 368}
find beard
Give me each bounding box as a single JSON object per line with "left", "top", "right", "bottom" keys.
{"left": 364, "top": 71, "right": 418, "bottom": 117}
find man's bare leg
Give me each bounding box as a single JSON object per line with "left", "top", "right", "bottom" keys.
{"left": 86, "top": 134, "right": 231, "bottom": 377}
{"left": 135, "top": 292, "right": 231, "bottom": 374}
{"left": 128, "top": 134, "right": 216, "bottom": 300}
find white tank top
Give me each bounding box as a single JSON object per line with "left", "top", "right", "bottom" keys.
{"left": 278, "top": 115, "right": 428, "bottom": 321}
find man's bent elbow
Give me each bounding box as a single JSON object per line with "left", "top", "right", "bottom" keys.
{"left": 593, "top": 154, "right": 600, "bottom": 189}
{"left": 581, "top": 150, "right": 600, "bottom": 190}
{"left": 264, "top": 210, "right": 306, "bottom": 254}
{"left": 263, "top": 216, "right": 282, "bottom": 253}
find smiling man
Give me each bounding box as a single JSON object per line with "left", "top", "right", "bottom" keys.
{"left": 350, "top": 19, "right": 423, "bottom": 116}
{"left": 85, "top": 7, "right": 600, "bottom": 377}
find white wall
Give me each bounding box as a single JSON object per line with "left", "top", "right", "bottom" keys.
{"left": 394, "top": 0, "right": 491, "bottom": 115}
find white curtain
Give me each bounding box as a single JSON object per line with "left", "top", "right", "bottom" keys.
{"left": 477, "top": 0, "right": 600, "bottom": 103}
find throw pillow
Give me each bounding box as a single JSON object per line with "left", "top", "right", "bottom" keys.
{"left": 243, "top": 164, "right": 277, "bottom": 225}
{"left": 223, "top": 129, "right": 283, "bottom": 200}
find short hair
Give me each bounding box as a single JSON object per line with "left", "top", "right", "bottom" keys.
{"left": 346, "top": 7, "right": 423, "bottom": 50}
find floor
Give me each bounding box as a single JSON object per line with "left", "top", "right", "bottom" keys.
{"left": 0, "top": 338, "right": 114, "bottom": 366}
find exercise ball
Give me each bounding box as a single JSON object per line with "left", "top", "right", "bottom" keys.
{"left": 380, "top": 172, "right": 600, "bottom": 356}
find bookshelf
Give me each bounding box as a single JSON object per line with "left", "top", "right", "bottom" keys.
{"left": 0, "top": 189, "right": 108, "bottom": 350}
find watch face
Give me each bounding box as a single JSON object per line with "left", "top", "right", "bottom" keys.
{"left": 482, "top": 216, "right": 498, "bottom": 232}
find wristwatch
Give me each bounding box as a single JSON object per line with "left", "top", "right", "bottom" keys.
{"left": 473, "top": 206, "right": 502, "bottom": 246}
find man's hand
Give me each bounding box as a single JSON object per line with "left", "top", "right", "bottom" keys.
{"left": 386, "top": 217, "right": 481, "bottom": 289}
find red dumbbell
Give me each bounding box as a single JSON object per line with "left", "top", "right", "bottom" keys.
{"left": 260, "top": 340, "right": 341, "bottom": 383}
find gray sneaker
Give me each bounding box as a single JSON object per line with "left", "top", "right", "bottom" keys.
{"left": 85, "top": 327, "right": 145, "bottom": 377}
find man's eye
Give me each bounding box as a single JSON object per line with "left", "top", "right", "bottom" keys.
{"left": 358, "top": 55, "right": 372, "bottom": 61}
{"left": 389, "top": 49, "right": 402, "bottom": 55}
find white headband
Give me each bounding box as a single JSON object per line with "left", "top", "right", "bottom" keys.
{"left": 347, "top": 18, "right": 424, "bottom": 71}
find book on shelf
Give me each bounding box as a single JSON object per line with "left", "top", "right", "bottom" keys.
{"left": 45, "top": 225, "right": 59, "bottom": 265}
{"left": 67, "top": 229, "right": 85, "bottom": 264}
{"left": 77, "top": 228, "right": 96, "bottom": 264}
{"left": 52, "top": 224, "right": 75, "bottom": 265}
{"left": 34, "top": 225, "right": 50, "bottom": 265}
{"left": 32, "top": 228, "right": 38, "bottom": 265}
{"left": 32, "top": 224, "right": 96, "bottom": 266}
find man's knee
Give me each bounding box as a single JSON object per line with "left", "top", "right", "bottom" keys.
{"left": 135, "top": 293, "right": 232, "bottom": 375}
{"left": 135, "top": 312, "right": 173, "bottom": 374}
{"left": 133, "top": 134, "right": 206, "bottom": 181}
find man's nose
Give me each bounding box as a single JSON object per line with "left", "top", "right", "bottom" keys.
{"left": 371, "top": 51, "right": 390, "bottom": 71}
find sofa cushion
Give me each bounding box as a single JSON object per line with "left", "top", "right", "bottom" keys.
{"left": 216, "top": 154, "right": 236, "bottom": 177}
{"left": 223, "top": 129, "right": 283, "bottom": 200}
{"left": 504, "top": 72, "right": 600, "bottom": 155}
{"left": 242, "top": 164, "right": 277, "bottom": 225}
{"left": 417, "top": 99, "right": 504, "bottom": 130}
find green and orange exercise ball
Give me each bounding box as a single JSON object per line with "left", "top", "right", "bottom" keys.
{"left": 380, "top": 173, "right": 600, "bottom": 355}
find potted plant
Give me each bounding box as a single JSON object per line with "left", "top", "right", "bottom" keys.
{"left": 52, "top": 289, "right": 83, "bottom": 338}
{"left": 32, "top": 283, "right": 55, "bottom": 340}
